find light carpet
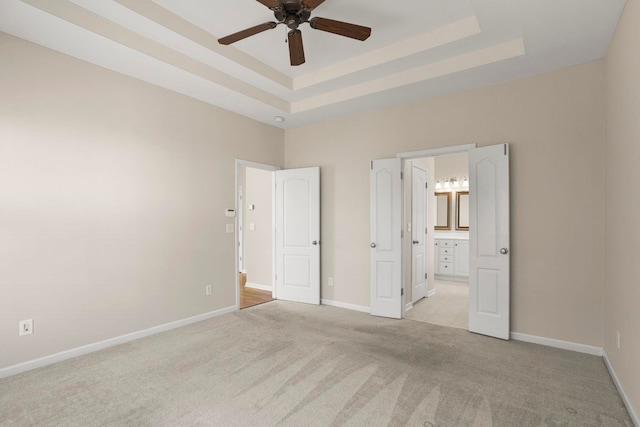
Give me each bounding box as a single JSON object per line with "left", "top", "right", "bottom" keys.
{"left": 0, "top": 301, "right": 633, "bottom": 426}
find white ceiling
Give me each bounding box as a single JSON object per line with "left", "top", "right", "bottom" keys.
{"left": 0, "top": 0, "right": 627, "bottom": 129}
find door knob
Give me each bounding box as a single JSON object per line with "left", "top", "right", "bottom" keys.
{"left": 370, "top": 243, "right": 376, "bottom": 248}
{"left": 312, "top": 240, "right": 319, "bottom": 245}
{"left": 413, "top": 240, "right": 419, "bottom": 244}
{"left": 500, "top": 248, "right": 509, "bottom": 254}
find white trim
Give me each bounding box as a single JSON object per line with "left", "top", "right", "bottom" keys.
{"left": 604, "top": 351, "right": 640, "bottom": 427}
{"left": 245, "top": 282, "right": 273, "bottom": 291}
{"left": 0, "top": 305, "right": 236, "bottom": 379}
{"left": 397, "top": 144, "right": 476, "bottom": 159}
{"left": 405, "top": 302, "right": 414, "bottom": 312}
{"left": 321, "top": 299, "right": 370, "bottom": 313}
{"left": 510, "top": 332, "right": 603, "bottom": 356}
{"left": 426, "top": 289, "right": 437, "bottom": 298}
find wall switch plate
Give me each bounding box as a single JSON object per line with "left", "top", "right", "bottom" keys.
{"left": 19, "top": 319, "right": 33, "bottom": 336}
{"left": 328, "top": 277, "right": 334, "bottom": 287}
{"left": 206, "top": 285, "right": 212, "bottom": 296}
{"left": 249, "top": 223, "right": 255, "bottom": 230}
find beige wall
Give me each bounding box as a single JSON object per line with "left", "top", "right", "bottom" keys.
{"left": 285, "top": 60, "right": 606, "bottom": 347}
{"left": 605, "top": 0, "right": 640, "bottom": 417}
{"left": 0, "top": 33, "right": 284, "bottom": 369}
{"left": 243, "top": 167, "right": 273, "bottom": 288}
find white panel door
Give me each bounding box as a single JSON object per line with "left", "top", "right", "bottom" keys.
{"left": 469, "top": 144, "right": 510, "bottom": 339}
{"left": 370, "top": 158, "right": 402, "bottom": 319}
{"left": 275, "top": 167, "right": 320, "bottom": 305}
{"left": 411, "top": 165, "right": 427, "bottom": 303}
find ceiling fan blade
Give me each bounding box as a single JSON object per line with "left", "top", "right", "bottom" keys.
{"left": 302, "top": 0, "right": 325, "bottom": 10}
{"left": 288, "top": 30, "right": 306, "bottom": 66}
{"left": 218, "top": 22, "right": 277, "bottom": 45}
{"left": 256, "top": 0, "right": 280, "bottom": 9}
{"left": 309, "top": 17, "right": 371, "bottom": 41}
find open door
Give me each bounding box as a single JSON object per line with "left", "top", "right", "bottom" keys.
{"left": 468, "top": 144, "right": 510, "bottom": 339}
{"left": 370, "top": 158, "right": 403, "bottom": 319}
{"left": 411, "top": 165, "right": 427, "bottom": 303}
{"left": 275, "top": 167, "right": 320, "bottom": 305}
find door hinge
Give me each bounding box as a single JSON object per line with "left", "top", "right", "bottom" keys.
{"left": 370, "top": 160, "right": 373, "bottom": 170}
{"left": 401, "top": 288, "right": 404, "bottom": 296}
{"left": 238, "top": 242, "right": 240, "bottom": 247}
{"left": 426, "top": 182, "right": 428, "bottom": 189}
{"left": 425, "top": 227, "right": 428, "bottom": 234}
{"left": 504, "top": 144, "right": 508, "bottom": 156}
{"left": 401, "top": 172, "right": 404, "bottom": 180}
{"left": 401, "top": 230, "right": 404, "bottom": 238}
{"left": 425, "top": 273, "right": 427, "bottom": 279}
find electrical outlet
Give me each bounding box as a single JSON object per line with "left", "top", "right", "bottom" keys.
{"left": 616, "top": 331, "right": 621, "bottom": 350}
{"left": 19, "top": 319, "right": 33, "bottom": 336}
{"left": 205, "top": 285, "right": 212, "bottom": 296}
{"left": 328, "top": 277, "right": 334, "bottom": 287}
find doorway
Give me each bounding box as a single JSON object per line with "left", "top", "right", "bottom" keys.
{"left": 370, "top": 143, "right": 510, "bottom": 339}
{"left": 405, "top": 153, "right": 470, "bottom": 329}
{"left": 237, "top": 163, "right": 276, "bottom": 309}
{"left": 235, "top": 161, "right": 321, "bottom": 310}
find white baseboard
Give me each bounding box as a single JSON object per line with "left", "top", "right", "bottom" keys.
{"left": 426, "top": 289, "right": 437, "bottom": 298}
{"left": 0, "top": 305, "right": 237, "bottom": 379}
{"left": 245, "top": 282, "right": 272, "bottom": 292}
{"left": 510, "top": 332, "right": 603, "bottom": 356}
{"left": 604, "top": 351, "right": 640, "bottom": 427}
{"left": 405, "top": 302, "right": 413, "bottom": 312}
{"left": 321, "top": 299, "right": 370, "bottom": 313}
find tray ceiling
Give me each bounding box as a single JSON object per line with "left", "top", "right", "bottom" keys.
{"left": 0, "top": 0, "right": 627, "bottom": 128}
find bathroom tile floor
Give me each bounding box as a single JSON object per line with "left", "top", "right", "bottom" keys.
{"left": 407, "top": 280, "right": 469, "bottom": 329}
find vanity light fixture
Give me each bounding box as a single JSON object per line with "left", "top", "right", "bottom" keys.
{"left": 462, "top": 176, "right": 469, "bottom": 187}
{"left": 451, "top": 177, "right": 459, "bottom": 188}
{"left": 435, "top": 180, "right": 442, "bottom": 190}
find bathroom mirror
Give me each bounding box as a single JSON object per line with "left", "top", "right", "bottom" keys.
{"left": 435, "top": 192, "right": 451, "bottom": 230}
{"left": 456, "top": 191, "right": 469, "bottom": 231}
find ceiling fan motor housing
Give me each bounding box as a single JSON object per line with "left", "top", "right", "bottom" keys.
{"left": 274, "top": 0, "right": 311, "bottom": 29}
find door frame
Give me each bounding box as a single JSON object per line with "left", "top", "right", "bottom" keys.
{"left": 396, "top": 144, "right": 476, "bottom": 318}
{"left": 234, "top": 160, "right": 280, "bottom": 311}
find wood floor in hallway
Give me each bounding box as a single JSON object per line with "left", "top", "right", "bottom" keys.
{"left": 240, "top": 285, "right": 274, "bottom": 309}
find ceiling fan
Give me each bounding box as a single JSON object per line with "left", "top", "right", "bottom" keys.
{"left": 217, "top": 0, "right": 372, "bottom": 66}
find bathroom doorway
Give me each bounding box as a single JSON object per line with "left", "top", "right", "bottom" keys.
{"left": 405, "top": 152, "right": 470, "bottom": 329}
